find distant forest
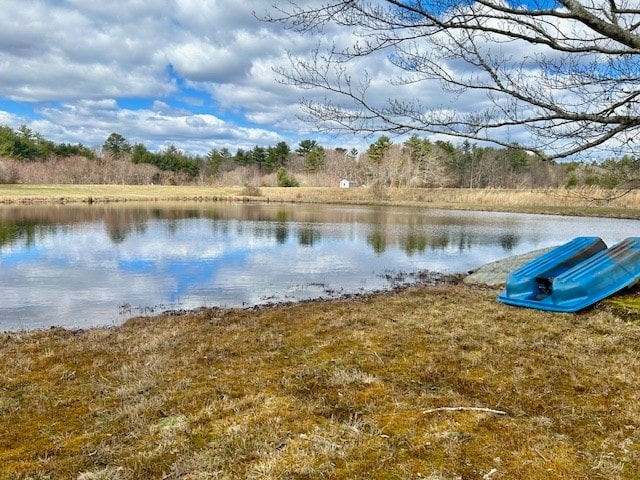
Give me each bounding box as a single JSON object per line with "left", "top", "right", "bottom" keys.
{"left": 1, "top": 124, "right": 638, "bottom": 190}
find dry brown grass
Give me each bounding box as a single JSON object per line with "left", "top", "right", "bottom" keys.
{"left": 0, "top": 184, "right": 239, "bottom": 204}
{"left": 3, "top": 185, "right": 640, "bottom": 216}
{"left": 259, "top": 186, "right": 640, "bottom": 217}
{"left": 2, "top": 282, "right": 639, "bottom": 479}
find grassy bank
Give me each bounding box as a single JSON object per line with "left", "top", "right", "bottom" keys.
{"left": 2, "top": 184, "right": 640, "bottom": 218}
{"left": 1, "top": 282, "right": 639, "bottom": 479}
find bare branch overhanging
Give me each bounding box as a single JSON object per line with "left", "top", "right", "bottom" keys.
{"left": 266, "top": 0, "right": 640, "bottom": 160}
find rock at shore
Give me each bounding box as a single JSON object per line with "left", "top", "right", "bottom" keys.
{"left": 464, "top": 247, "right": 555, "bottom": 286}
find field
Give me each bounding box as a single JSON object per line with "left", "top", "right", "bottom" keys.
{"left": 2, "top": 184, "right": 640, "bottom": 219}
{"left": 1, "top": 186, "right": 640, "bottom": 479}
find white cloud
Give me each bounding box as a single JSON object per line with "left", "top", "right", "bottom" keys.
{"left": 167, "top": 40, "right": 251, "bottom": 82}
{"left": 26, "top": 100, "right": 284, "bottom": 153}
{"left": 0, "top": 110, "right": 20, "bottom": 126}
{"left": 0, "top": 0, "right": 320, "bottom": 152}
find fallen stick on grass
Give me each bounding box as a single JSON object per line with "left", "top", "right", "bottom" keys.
{"left": 423, "top": 406, "right": 507, "bottom": 415}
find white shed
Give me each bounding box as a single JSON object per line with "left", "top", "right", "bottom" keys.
{"left": 339, "top": 179, "right": 351, "bottom": 188}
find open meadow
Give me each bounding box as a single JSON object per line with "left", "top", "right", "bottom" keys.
{"left": 1, "top": 185, "right": 639, "bottom": 479}
{"left": 2, "top": 184, "right": 640, "bottom": 218}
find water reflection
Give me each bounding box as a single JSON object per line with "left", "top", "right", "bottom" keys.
{"left": 0, "top": 203, "right": 525, "bottom": 255}
{"left": 1, "top": 202, "right": 638, "bottom": 331}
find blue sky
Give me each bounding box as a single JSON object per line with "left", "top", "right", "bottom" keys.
{"left": 0, "top": 0, "right": 370, "bottom": 155}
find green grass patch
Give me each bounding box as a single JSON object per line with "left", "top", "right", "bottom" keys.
{"left": 608, "top": 296, "right": 640, "bottom": 311}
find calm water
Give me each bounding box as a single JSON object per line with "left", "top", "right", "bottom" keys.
{"left": 0, "top": 202, "right": 637, "bottom": 331}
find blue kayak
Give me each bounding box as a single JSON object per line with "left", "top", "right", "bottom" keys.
{"left": 497, "top": 237, "right": 640, "bottom": 312}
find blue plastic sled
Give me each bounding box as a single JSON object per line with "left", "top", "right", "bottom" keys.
{"left": 497, "top": 237, "right": 640, "bottom": 312}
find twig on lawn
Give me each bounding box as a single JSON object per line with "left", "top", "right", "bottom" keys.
{"left": 532, "top": 447, "right": 549, "bottom": 462}
{"left": 423, "top": 406, "right": 507, "bottom": 415}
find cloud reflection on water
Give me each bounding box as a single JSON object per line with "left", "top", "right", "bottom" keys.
{"left": 1, "top": 203, "right": 638, "bottom": 331}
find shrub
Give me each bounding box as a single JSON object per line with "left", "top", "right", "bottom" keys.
{"left": 240, "top": 185, "right": 262, "bottom": 196}
{"left": 0, "top": 158, "right": 19, "bottom": 183}
{"left": 277, "top": 167, "right": 299, "bottom": 187}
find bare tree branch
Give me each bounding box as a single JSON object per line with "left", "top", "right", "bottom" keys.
{"left": 265, "top": 0, "right": 640, "bottom": 161}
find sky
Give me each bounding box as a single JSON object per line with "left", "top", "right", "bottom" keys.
{"left": 0, "top": 0, "right": 377, "bottom": 156}
{"left": 0, "top": 0, "right": 619, "bottom": 160}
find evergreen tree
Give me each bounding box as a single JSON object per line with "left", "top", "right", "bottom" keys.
{"left": 102, "top": 133, "right": 131, "bottom": 159}
{"left": 367, "top": 136, "right": 392, "bottom": 163}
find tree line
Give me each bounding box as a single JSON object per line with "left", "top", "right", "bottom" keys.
{"left": 0, "top": 124, "right": 638, "bottom": 190}
{"left": 0, "top": 125, "right": 95, "bottom": 160}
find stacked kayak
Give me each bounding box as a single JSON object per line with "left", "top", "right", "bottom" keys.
{"left": 497, "top": 236, "right": 640, "bottom": 312}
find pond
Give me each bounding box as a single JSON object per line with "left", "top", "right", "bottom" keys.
{"left": 1, "top": 202, "right": 637, "bottom": 331}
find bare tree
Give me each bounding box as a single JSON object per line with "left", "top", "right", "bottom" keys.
{"left": 266, "top": 1, "right": 640, "bottom": 161}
